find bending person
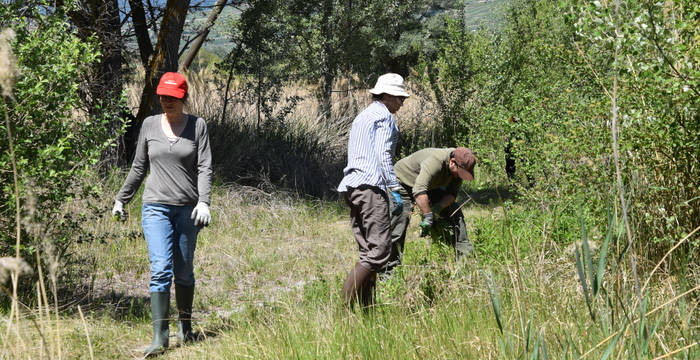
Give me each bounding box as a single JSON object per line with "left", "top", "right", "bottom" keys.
{"left": 112, "top": 72, "right": 212, "bottom": 356}
{"left": 381, "top": 147, "right": 477, "bottom": 277}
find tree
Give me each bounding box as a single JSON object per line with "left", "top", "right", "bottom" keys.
{"left": 124, "top": 0, "right": 191, "bottom": 162}
{"left": 223, "top": 0, "right": 299, "bottom": 126}
{"left": 47, "top": 0, "right": 196, "bottom": 162}
{"left": 298, "top": 0, "right": 460, "bottom": 119}
{"left": 179, "top": 0, "right": 228, "bottom": 72}
{"left": 0, "top": 0, "right": 119, "bottom": 275}
{"left": 228, "top": 0, "right": 461, "bottom": 122}
{"left": 53, "top": 0, "right": 231, "bottom": 161}
{"left": 38, "top": 0, "right": 126, "bottom": 163}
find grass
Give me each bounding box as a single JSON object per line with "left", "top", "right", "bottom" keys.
{"left": 2, "top": 2, "right": 698, "bottom": 357}
{"left": 2, "top": 52, "right": 698, "bottom": 360}
{"left": 1, "top": 173, "right": 697, "bottom": 359}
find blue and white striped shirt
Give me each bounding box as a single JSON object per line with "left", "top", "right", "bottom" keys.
{"left": 337, "top": 101, "right": 400, "bottom": 193}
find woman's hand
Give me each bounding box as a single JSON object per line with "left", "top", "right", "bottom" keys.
{"left": 191, "top": 202, "right": 211, "bottom": 227}
{"left": 111, "top": 200, "right": 127, "bottom": 221}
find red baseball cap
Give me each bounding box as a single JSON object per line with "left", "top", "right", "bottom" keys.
{"left": 156, "top": 72, "right": 188, "bottom": 99}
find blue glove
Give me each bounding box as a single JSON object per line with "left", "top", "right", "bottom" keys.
{"left": 390, "top": 191, "right": 403, "bottom": 216}
{"left": 419, "top": 212, "right": 434, "bottom": 237}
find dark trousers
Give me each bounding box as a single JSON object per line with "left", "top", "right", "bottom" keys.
{"left": 381, "top": 187, "right": 473, "bottom": 275}
{"left": 344, "top": 186, "right": 392, "bottom": 272}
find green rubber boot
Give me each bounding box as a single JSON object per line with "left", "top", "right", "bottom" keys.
{"left": 175, "top": 285, "right": 195, "bottom": 344}
{"left": 144, "top": 292, "right": 170, "bottom": 357}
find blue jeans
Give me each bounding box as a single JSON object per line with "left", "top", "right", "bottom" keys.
{"left": 142, "top": 203, "right": 200, "bottom": 293}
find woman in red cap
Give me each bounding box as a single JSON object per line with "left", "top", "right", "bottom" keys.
{"left": 111, "top": 72, "right": 212, "bottom": 356}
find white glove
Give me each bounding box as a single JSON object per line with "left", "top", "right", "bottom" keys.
{"left": 191, "top": 202, "right": 211, "bottom": 227}
{"left": 111, "top": 200, "right": 126, "bottom": 221}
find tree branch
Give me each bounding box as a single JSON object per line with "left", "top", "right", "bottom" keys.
{"left": 645, "top": 1, "right": 700, "bottom": 98}
{"left": 179, "top": 0, "right": 227, "bottom": 71}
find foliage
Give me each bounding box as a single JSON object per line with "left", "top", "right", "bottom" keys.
{"left": 0, "top": 1, "right": 123, "bottom": 277}
{"left": 221, "top": 0, "right": 463, "bottom": 105}
{"left": 410, "top": 16, "right": 494, "bottom": 152}
{"left": 573, "top": 0, "right": 700, "bottom": 254}
{"left": 269, "top": 0, "right": 462, "bottom": 81}
{"left": 418, "top": 0, "right": 699, "bottom": 259}
{"left": 220, "top": 0, "right": 301, "bottom": 125}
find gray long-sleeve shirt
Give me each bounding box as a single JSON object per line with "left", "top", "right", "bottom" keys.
{"left": 116, "top": 114, "right": 212, "bottom": 206}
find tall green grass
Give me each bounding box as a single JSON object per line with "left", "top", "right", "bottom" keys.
{"left": 3, "top": 179, "right": 697, "bottom": 359}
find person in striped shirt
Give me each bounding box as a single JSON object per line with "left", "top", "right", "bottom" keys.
{"left": 338, "top": 73, "right": 409, "bottom": 309}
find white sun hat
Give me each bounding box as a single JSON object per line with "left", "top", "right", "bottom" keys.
{"left": 369, "top": 73, "right": 410, "bottom": 97}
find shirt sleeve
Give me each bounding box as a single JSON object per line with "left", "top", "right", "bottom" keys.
{"left": 116, "top": 119, "right": 150, "bottom": 204}
{"left": 412, "top": 156, "right": 443, "bottom": 197}
{"left": 374, "top": 115, "right": 399, "bottom": 189}
{"left": 196, "top": 118, "right": 213, "bottom": 205}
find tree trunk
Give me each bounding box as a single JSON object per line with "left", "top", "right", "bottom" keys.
{"left": 57, "top": 0, "right": 123, "bottom": 106}
{"left": 98, "top": 0, "right": 124, "bottom": 163}
{"left": 90, "top": 0, "right": 122, "bottom": 99}
{"left": 179, "top": 0, "right": 227, "bottom": 72}
{"left": 125, "top": 0, "right": 191, "bottom": 162}
{"left": 318, "top": 0, "right": 334, "bottom": 122}
{"left": 129, "top": 0, "right": 154, "bottom": 67}
{"left": 221, "top": 43, "right": 241, "bottom": 123}
{"left": 58, "top": 0, "right": 124, "bottom": 163}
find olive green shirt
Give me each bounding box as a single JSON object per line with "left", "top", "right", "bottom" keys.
{"left": 394, "top": 148, "right": 462, "bottom": 197}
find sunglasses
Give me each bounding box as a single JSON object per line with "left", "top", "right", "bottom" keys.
{"left": 159, "top": 95, "right": 181, "bottom": 103}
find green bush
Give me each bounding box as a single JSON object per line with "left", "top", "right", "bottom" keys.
{"left": 573, "top": 0, "right": 700, "bottom": 255}
{"left": 417, "top": 0, "right": 699, "bottom": 260}
{"left": 0, "top": 1, "right": 122, "bottom": 286}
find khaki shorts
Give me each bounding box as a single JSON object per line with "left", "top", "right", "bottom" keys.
{"left": 344, "top": 186, "right": 391, "bottom": 271}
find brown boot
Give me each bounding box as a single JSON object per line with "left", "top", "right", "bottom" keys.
{"left": 342, "top": 262, "right": 374, "bottom": 309}
{"left": 359, "top": 272, "right": 377, "bottom": 309}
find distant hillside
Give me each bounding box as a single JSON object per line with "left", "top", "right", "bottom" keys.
{"left": 463, "top": 0, "right": 511, "bottom": 30}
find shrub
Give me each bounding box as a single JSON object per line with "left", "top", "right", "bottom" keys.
{"left": 0, "top": 1, "right": 122, "bottom": 292}
{"left": 418, "top": 0, "right": 699, "bottom": 260}
{"left": 156, "top": 69, "right": 351, "bottom": 198}
{"left": 573, "top": 0, "right": 700, "bottom": 255}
